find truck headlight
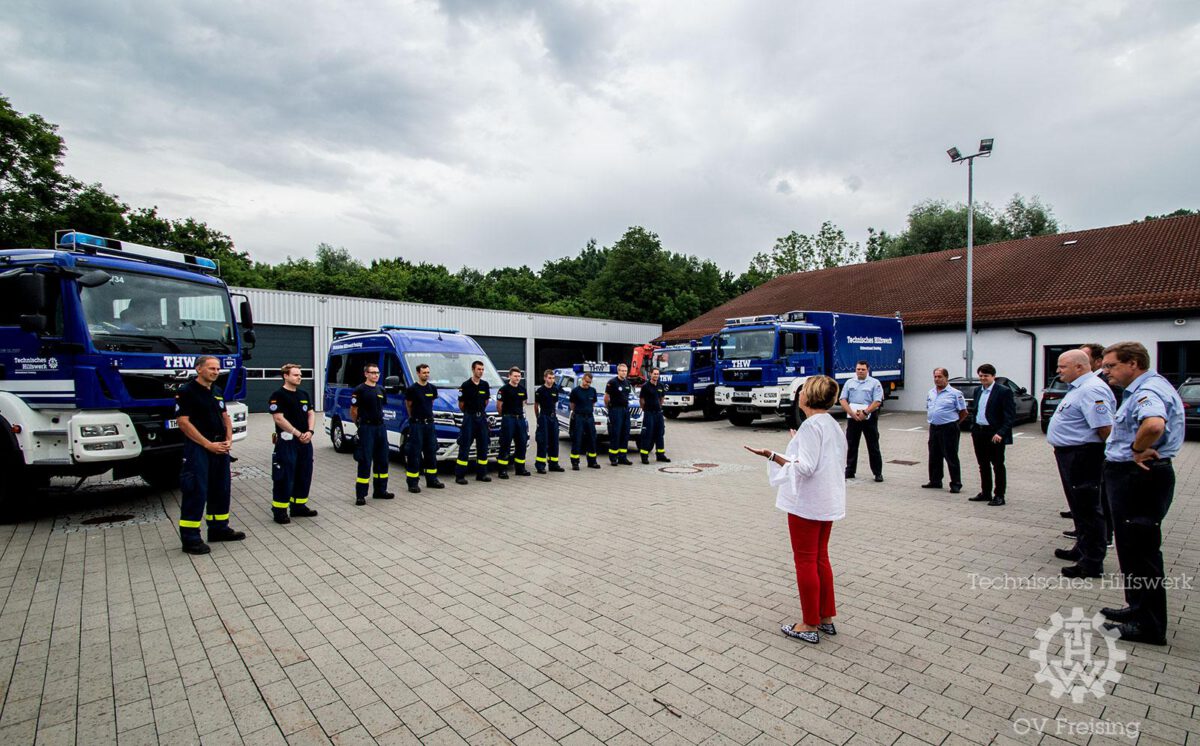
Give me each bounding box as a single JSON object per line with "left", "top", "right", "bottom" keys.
{"left": 232, "top": 411, "right": 248, "bottom": 423}
{"left": 80, "top": 424, "right": 120, "bottom": 437}
{"left": 83, "top": 441, "right": 124, "bottom": 451}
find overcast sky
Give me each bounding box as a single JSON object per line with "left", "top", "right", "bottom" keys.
{"left": 4, "top": 1, "right": 1198, "bottom": 273}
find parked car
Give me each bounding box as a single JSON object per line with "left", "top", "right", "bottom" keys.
{"left": 1040, "top": 375, "right": 1070, "bottom": 433}
{"left": 949, "top": 376, "right": 1038, "bottom": 431}
{"left": 1179, "top": 377, "right": 1200, "bottom": 439}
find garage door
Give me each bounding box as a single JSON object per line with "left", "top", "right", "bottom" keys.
{"left": 244, "top": 324, "right": 315, "bottom": 412}
{"left": 474, "top": 335, "right": 526, "bottom": 373}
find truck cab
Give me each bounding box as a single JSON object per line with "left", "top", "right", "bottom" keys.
{"left": 0, "top": 231, "right": 254, "bottom": 512}
{"left": 323, "top": 326, "right": 502, "bottom": 462}
{"left": 651, "top": 336, "right": 722, "bottom": 420}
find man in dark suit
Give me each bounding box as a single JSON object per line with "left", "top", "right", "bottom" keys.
{"left": 968, "top": 363, "right": 1015, "bottom": 506}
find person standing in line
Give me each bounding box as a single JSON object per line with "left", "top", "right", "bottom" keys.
{"left": 1097, "top": 342, "right": 1184, "bottom": 645}
{"left": 1046, "top": 350, "right": 1114, "bottom": 578}
{"left": 569, "top": 372, "right": 601, "bottom": 470}
{"left": 533, "top": 369, "right": 565, "bottom": 473}
{"left": 839, "top": 361, "right": 884, "bottom": 482}
{"left": 967, "top": 363, "right": 1015, "bottom": 506}
{"left": 404, "top": 363, "right": 445, "bottom": 494}
{"left": 638, "top": 367, "right": 671, "bottom": 464}
{"left": 455, "top": 360, "right": 492, "bottom": 485}
{"left": 605, "top": 363, "right": 634, "bottom": 465}
{"left": 1068, "top": 343, "right": 1122, "bottom": 546}
{"left": 176, "top": 356, "right": 245, "bottom": 554}
{"left": 745, "top": 376, "right": 846, "bottom": 645}
{"left": 268, "top": 363, "right": 318, "bottom": 524}
{"left": 351, "top": 364, "right": 393, "bottom": 505}
{"left": 923, "top": 367, "right": 968, "bottom": 494}
{"left": 496, "top": 366, "right": 532, "bottom": 479}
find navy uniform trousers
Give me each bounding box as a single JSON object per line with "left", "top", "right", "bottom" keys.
{"left": 1105, "top": 460, "right": 1175, "bottom": 638}
{"left": 355, "top": 423, "right": 390, "bottom": 498}
{"left": 405, "top": 421, "right": 440, "bottom": 488}
{"left": 608, "top": 408, "right": 630, "bottom": 463}
{"left": 455, "top": 414, "right": 490, "bottom": 478}
{"left": 179, "top": 440, "right": 231, "bottom": 542}
{"left": 498, "top": 415, "right": 529, "bottom": 473}
{"left": 271, "top": 437, "right": 313, "bottom": 517}
{"left": 638, "top": 411, "right": 666, "bottom": 459}
{"left": 535, "top": 413, "right": 560, "bottom": 471}
{"left": 571, "top": 415, "right": 599, "bottom": 466}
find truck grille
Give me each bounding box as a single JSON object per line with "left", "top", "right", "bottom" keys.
{"left": 121, "top": 372, "right": 230, "bottom": 400}
{"left": 723, "top": 369, "right": 762, "bottom": 383}
{"left": 665, "top": 383, "right": 688, "bottom": 393}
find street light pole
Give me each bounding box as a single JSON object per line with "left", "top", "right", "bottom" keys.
{"left": 947, "top": 138, "right": 993, "bottom": 379}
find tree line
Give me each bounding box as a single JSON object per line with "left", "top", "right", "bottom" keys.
{"left": 2, "top": 95, "right": 1192, "bottom": 331}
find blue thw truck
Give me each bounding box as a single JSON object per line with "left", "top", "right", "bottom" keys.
{"left": 650, "top": 336, "right": 723, "bottom": 420}
{"left": 713, "top": 310, "right": 904, "bottom": 427}
{"left": 0, "top": 231, "right": 255, "bottom": 513}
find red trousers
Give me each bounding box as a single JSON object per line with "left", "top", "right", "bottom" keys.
{"left": 787, "top": 513, "right": 836, "bottom": 626}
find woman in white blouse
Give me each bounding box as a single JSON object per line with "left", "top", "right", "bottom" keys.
{"left": 746, "top": 375, "right": 847, "bottom": 644}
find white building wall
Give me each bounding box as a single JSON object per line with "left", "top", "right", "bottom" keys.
{"left": 893, "top": 315, "right": 1200, "bottom": 411}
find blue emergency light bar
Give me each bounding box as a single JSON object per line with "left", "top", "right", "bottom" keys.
{"left": 56, "top": 230, "right": 220, "bottom": 274}
{"left": 724, "top": 310, "right": 807, "bottom": 326}
{"left": 379, "top": 324, "right": 461, "bottom": 334}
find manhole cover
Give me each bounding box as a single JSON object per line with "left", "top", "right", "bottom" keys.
{"left": 80, "top": 514, "right": 136, "bottom": 525}
{"left": 694, "top": 463, "right": 719, "bottom": 468}
{"left": 888, "top": 459, "right": 919, "bottom": 466}
{"left": 660, "top": 466, "right": 702, "bottom": 474}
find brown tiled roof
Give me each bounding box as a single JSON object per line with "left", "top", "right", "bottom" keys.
{"left": 659, "top": 214, "right": 1200, "bottom": 342}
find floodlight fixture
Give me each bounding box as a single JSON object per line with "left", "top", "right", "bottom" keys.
{"left": 979, "top": 138, "right": 994, "bottom": 154}
{"left": 947, "top": 146, "right": 962, "bottom": 162}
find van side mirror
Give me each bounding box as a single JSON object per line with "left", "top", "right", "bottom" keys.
{"left": 384, "top": 375, "right": 403, "bottom": 394}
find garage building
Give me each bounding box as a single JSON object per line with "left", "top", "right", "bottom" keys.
{"left": 233, "top": 287, "right": 660, "bottom": 412}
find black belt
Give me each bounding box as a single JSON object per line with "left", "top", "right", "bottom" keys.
{"left": 502, "top": 413, "right": 525, "bottom": 419}
{"left": 1106, "top": 458, "right": 1172, "bottom": 470}
{"left": 576, "top": 413, "right": 594, "bottom": 418}
{"left": 930, "top": 421, "right": 959, "bottom": 428}
{"left": 1053, "top": 443, "right": 1104, "bottom": 453}
{"left": 464, "top": 411, "right": 485, "bottom": 417}
{"left": 359, "top": 420, "right": 382, "bottom": 426}
{"left": 409, "top": 417, "right": 433, "bottom": 424}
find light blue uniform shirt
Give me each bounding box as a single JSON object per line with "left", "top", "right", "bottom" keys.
{"left": 927, "top": 385, "right": 967, "bottom": 425}
{"left": 1046, "top": 374, "right": 1115, "bottom": 447}
{"left": 841, "top": 376, "right": 883, "bottom": 417}
{"left": 975, "top": 385, "right": 993, "bottom": 426}
{"left": 1104, "top": 370, "right": 1185, "bottom": 462}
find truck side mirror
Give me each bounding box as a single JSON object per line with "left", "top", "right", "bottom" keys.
{"left": 384, "top": 375, "right": 403, "bottom": 394}
{"left": 239, "top": 300, "right": 255, "bottom": 329}
{"left": 19, "top": 314, "right": 47, "bottom": 334}
{"left": 77, "top": 270, "right": 112, "bottom": 288}
{"left": 19, "top": 273, "right": 45, "bottom": 314}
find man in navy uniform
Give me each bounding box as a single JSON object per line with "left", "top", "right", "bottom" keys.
{"left": 1097, "top": 342, "right": 1184, "bottom": 645}
{"left": 839, "top": 361, "right": 884, "bottom": 482}
{"left": 533, "top": 369, "right": 565, "bottom": 474}
{"left": 351, "top": 363, "right": 393, "bottom": 505}
{"left": 605, "top": 363, "right": 634, "bottom": 465}
{"left": 404, "top": 363, "right": 445, "bottom": 494}
{"left": 967, "top": 363, "right": 1016, "bottom": 506}
{"left": 175, "top": 355, "right": 245, "bottom": 554}
{"left": 570, "top": 372, "right": 601, "bottom": 470}
{"left": 923, "top": 367, "right": 968, "bottom": 494}
{"left": 496, "top": 366, "right": 532, "bottom": 479}
{"left": 638, "top": 368, "right": 670, "bottom": 464}
{"left": 268, "top": 363, "right": 318, "bottom": 524}
{"left": 1046, "top": 350, "right": 1114, "bottom": 578}
{"left": 455, "top": 360, "right": 492, "bottom": 484}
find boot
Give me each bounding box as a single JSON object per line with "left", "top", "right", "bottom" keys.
{"left": 571, "top": 461, "right": 580, "bottom": 471}
{"left": 517, "top": 469, "right": 532, "bottom": 476}
{"left": 427, "top": 479, "right": 445, "bottom": 489}
{"left": 290, "top": 505, "right": 318, "bottom": 518}
{"left": 408, "top": 483, "right": 422, "bottom": 494}
{"left": 641, "top": 454, "right": 650, "bottom": 464}
{"left": 498, "top": 470, "right": 509, "bottom": 479}
{"left": 273, "top": 511, "right": 291, "bottom": 525}
{"left": 656, "top": 454, "right": 671, "bottom": 463}
{"left": 549, "top": 463, "right": 565, "bottom": 473}
{"left": 588, "top": 459, "right": 602, "bottom": 469}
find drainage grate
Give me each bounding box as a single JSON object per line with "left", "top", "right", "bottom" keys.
{"left": 888, "top": 459, "right": 919, "bottom": 466}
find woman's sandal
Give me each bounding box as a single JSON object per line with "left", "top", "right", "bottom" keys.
{"left": 818, "top": 622, "right": 837, "bottom": 636}
{"left": 780, "top": 623, "right": 819, "bottom": 644}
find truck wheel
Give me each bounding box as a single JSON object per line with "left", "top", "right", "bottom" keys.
{"left": 729, "top": 412, "right": 757, "bottom": 427}
{"left": 141, "top": 455, "right": 183, "bottom": 490}
{"left": 701, "top": 395, "right": 723, "bottom": 421}
{"left": 664, "top": 409, "right": 680, "bottom": 420}
{"left": 331, "top": 419, "right": 355, "bottom": 453}
{"left": 0, "top": 448, "right": 30, "bottom": 522}
{"left": 785, "top": 398, "right": 807, "bottom": 429}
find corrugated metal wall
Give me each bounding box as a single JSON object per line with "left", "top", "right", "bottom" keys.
{"left": 231, "top": 287, "right": 661, "bottom": 409}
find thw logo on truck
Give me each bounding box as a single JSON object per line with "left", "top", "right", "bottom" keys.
{"left": 165, "top": 356, "right": 198, "bottom": 368}
{"left": 731, "top": 359, "right": 752, "bottom": 368}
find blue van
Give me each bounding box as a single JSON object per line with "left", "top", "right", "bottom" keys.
{"left": 323, "top": 326, "right": 502, "bottom": 462}
{"left": 551, "top": 363, "right": 643, "bottom": 440}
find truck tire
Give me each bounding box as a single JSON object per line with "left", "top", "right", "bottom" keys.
{"left": 729, "top": 411, "right": 758, "bottom": 427}
{"left": 0, "top": 448, "right": 29, "bottom": 522}
{"left": 701, "top": 392, "right": 723, "bottom": 421}
{"left": 785, "top": 397, "right": 807, "bottom": 429}
{"left": 141, "top": 454, "right": 183, "bottom": 490}
{"left": 664, "top": 409, "right": 680, "bottom": 420}
{"left": 330, "top": 419, "right": 355, "bottom": 454}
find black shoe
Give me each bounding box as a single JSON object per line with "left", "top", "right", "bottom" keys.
{"left": 517, "top": 470, "right": 532, "bottom": 476}
{"left": 845, "top": 471, "right": 855, "bottom": 479}
{"left": 549, "top": 465, "right": 565, "bottom": 472}
{"left": 408, "top": 485, "right": 421, "bottom": 494}
{"left": 455, "top": 477, "right": 469, "bottom": 485}
{"left": 1055, "top": 548, "right": 1081, "bottom": 561}
{"left": 1103, "top": 621, "right": 1166, "bottom": 645}
{"left": 921, "top": 482, "right": 943, "bottom": 489}
{"left": 873, "top": 474, "right": 882, "bottom": 482}
{"left": 571, "top": 463, "right": 580, "bottom": 471}
{"left": 1063, "top": 529, "right": 1079, "bottom": 539}
{"left": 968, "top": 493, "right": 990, "bottom": 502}
{"left": 642, "top": 456, "right": 650, "bottom": 464}
{"left": 536, "top": 468, "right": 547, "bottom": 474}
{"left": 817, "top": 623, "right": 837, "bottom": 636}
{"left": 610, "top": 460, "right": 618, "bottom": 466}
{"left": 780, "top": 624, "right": 819, "bottom": 644}
{"left": 587, "top": 462, "right": 601, "bottom": 469}
{"left": 182, "top": 541, "right": 211, "bottom": 555}
{"left": 427, "top": 480, "right": 445, "bottom": 489}
{"left": 290, "top": 505, "right": 317, "bottom": 517}
{"left": 1060, "top": 510, "right": 1073, "bottom": 519}
{"left": 208, "top": 528, "right": 246, "bottom": 542}
{"left": 373, "top": 492, "right": 395, "bottom": 500}
{"left": 476, "top": 475, "right": 492, "bottom": 483}
{"left": 274, "top": 513, "right": 291, "bottom": 525}
{"left": 987, "top": 497, "right": 1005, "bottom": 506}
{"left": 1101, "top": 606, "right": 1137, "bottom": 623}
{"left": 1061, "top": 564, "right": 1101, "bottom": 579}
{"left": 950, "top": 485, "right": 962, "bottom": 494}
{"left": 619, "top": 458, "right": 633, "bottom": 466}
{"left": 657, "top": 456, "right": 671, "bottom": 463}
{"left": 355, "top": 497, "right": 367, "bottom": 505}
{"left": 498, "top": 471, "right": 509, "bottom": 480}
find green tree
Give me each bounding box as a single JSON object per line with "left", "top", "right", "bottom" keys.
{"left": 0, "top": 94, "right": 75, "bottom": 248}
{"left": 1137, "top": 208, "right": 1197, "bottom": 222}
{"left": 870, "top": 194, "right": 1057, "bottom": 261}
{"left": 738, "top": 221, "right": 864, "bottom": 290}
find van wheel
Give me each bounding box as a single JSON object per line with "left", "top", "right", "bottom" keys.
{"left": 141, "top": 455, "right": 182, "bottom": 490}
{"left": 664, "top": 409, "right": 680, "bottom": 420}
{"left": 729, "top": 412, "right": 757, "bottom": 427}
{"left": 331, "top": 420, "right": 354, "bottom": 453}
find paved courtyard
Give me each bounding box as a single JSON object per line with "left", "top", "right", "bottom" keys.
{"left": 0, "top": 410, "right": 1196, "bottom": 745}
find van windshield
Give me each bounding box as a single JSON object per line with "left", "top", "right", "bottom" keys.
{"left": 403, "top": 352, "right": 504, "bottom": 388}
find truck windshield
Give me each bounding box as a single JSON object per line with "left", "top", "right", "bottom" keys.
{"left": 718, "top": 330, "right": 776, "bottom": 360}
{"left": 654, "top": 350, "right": 692, "bottom": 373}
{"left": 403, "top": 352, "right": 504, "bottom": 388}
{"left": 80, "top": 271, "right": 235, "bottom": 353}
